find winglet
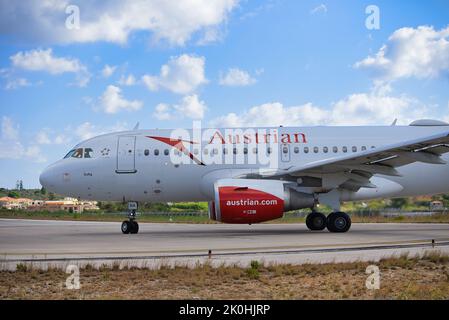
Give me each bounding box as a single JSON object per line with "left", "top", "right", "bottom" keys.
{"left": 391, "top": 119, "right": 397, "bottom": 126}
{"left": 133, "top": 122, "right": 140, "bottom": 130}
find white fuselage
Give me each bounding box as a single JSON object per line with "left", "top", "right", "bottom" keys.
{"left": 39, "top": 125, "right": 449, "bottom": 204}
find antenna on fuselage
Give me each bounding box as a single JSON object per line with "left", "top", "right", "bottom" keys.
{"left": 133, "top": 122, "right": 140, "bottom": 130}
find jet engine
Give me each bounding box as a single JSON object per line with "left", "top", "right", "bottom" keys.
{"left": 209, "top": 179, "right": 315, "bottom": 224}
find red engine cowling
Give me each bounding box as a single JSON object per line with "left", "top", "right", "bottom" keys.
{"left": 209, "top": 179, "right": 314, "bottom": 224}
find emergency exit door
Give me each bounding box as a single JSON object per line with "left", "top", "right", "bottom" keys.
{"left": 116, "top": 136, "right": 136, "bottom": 173}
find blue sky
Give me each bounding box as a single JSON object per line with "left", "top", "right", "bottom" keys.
{"left": 1, "top": 0, "right": 448, "bottom": 188}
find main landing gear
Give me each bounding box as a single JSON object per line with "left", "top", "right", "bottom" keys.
{"left": 306, "top": 211, "right": 351, "bottom": 233}
{"left": 121, "top": 201, "right": 139, "bottom": 234}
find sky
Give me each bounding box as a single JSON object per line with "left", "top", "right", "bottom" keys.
{"left": 0, "top": 0, "right": 448, "bottom": 188}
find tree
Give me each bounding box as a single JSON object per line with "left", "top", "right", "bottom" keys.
{"left": 7, "top": 191, "right": 20, "bottom": 198}
{"left": 40, "top": 187, "right": 47, "bottom": 195}
{"left": 390, "top": 198, "right": 408, "bottom": 209}
{"left": 48, "top": 192, "right": 56, "bottom": 200}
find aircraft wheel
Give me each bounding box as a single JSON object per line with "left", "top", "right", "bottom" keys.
{"left": 130, "top": 221, "right": 139, "bottom": 234}
{"left": 306, "top": 212, "right": 327, "bottom": 231}
{"left": 121, "top": 221, "right": 131, "bottom": 234}
{"left": 326, "top": 212, "right": 351, "bottom": 233}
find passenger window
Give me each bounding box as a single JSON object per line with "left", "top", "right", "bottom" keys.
{"left": 304, "top": 147, "right": 309, "bottom": 154}
{"left": 193, "top": 149, "right": 199, "bottom": 155}
{"left": 333, "top": 146, "right": 338, "bottom": 153}
{"left": 267, "top": 147, "right": 272, "bottom": 154}
{"left": 323, "top": 147, "right": 328, "bottom": 153}
{"left": 283, "top": 146, "right": 288, "bottom": 154}
{"left": 243, "top": 147, "right": 248, "bottom": 154}
{"left": 352, "top": 146, "right": 357, "bottom": 152}
{"left": 342, "top": 146, "right": 348, "bottom": 153}
{"left": 144, "top": 149, "right": 150, "bottom": 156}
{"left": 84, "top": 148, "right": 93, "bottom": 158}
{"left": 164, "top": 149, "right": 169, "bottom": 156}
{"left": 313, "top": 147, "right": 319, "bottom": 153}
{"left": 203, "top": 149, "right": 209, "bottom": 155}
{"left": 154, "top": 149, "right": 159, "bottom": 156}
{"left": 223, "top": 148, "right": 228, "bottom": 155}
{"left": 233, "top": 147, "right": 237, "bottom": 155}
{"left": 294, "top": 147, "right": 299, "bottom": 154}
{"left": 212, "top": 148, "right": 219, "bottom": 155}
{"left": 371, "top": 146, "right": 375, "bottom": 149}
{"left": 253, "top": 147, "right": 258, "bottom": 154}
{"left": 361, "top": 146, "right": 367, "bottom": 151}
{"left": 72, "top": 148, "right": 83, "bottom": 158}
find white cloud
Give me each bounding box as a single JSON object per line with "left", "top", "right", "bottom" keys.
{"left": 174, "top": 94, "right": 207, "bottom": 119}
{"left": 36, "top": 128, "right": 71, "bottom": 145}
{"left": 153, "top": 94, "right": 207, "bottom": 120}
{"left": 98, "top": 85, "right": 143, "bottom": 114}
{"left": 210, "top": 102, "right": 328, "bottom": 127}
{"left": 101, "top": 64, "right": 116, "bottom": 78}
{"left": 0, "top": 117, "right": 46, "bottom": 162}
{"left": 196, "top": 27, "right": 223, "bottom": 45}
{"left": 10, "top": 48, "right": 90, "bottom": 86}
{"left": 5, "top": 77, "right": 30, "bottom": 90}
{"left": 142, "top": 54, "right": 207, "bottom": 94}
{"left": 310, "top": 4, "right": 327, "bottom": 15}
{"left": 36, "top": 130, "right": 51, "bottom": 145}
{"left": 74, "top": 121, "right": 128, "bottom": 141}
{"left": 355, "top": 25, "right": 449, "bottom": 81}
{"left": 0, "top": 0, "right": 238, "bottom": 46}
{"left": 210, "top": 89, "right": 430, "bottom": 127}
{"left": 118, "top": 74, "right": 136, "bottom": 86}
{"left": 219, "top": 68, "right": 256, "bottom": 86}
{"left": 153, "top": 103, "right": 173, "bottom": 121}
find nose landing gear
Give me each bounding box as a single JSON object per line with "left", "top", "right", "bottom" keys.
{"left": 121, "top": 201, "right": 139, "bottom": 234}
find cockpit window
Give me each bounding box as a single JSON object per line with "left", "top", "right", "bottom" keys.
{"left": 84, "top": 148, "right": 93, "bottom": 158}
{"left": 63, "top": 147, "right": 95, "bottom": 159}
{"left": 72, "top": 148, "right": 83, "bottom": 158}
{"left": 64, "top": 149, "right": 76, "bottom": 159}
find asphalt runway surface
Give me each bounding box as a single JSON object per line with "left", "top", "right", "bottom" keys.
{"left": 1, "top": 219, "right": 448, "bottom": 270}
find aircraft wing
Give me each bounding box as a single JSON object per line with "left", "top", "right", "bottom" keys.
{"left": 242, "top": 130, "right": 449, "bottom": 190}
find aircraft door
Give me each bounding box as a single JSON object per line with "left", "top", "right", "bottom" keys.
{"left": 116, "top": 136, "right": 137, "bottom": 173}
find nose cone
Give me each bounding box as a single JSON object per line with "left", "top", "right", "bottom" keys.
{"left": 39, "top": 168, "right": 50, "bottom": 189}
{"left": 39, "top": 166, "right": 57, "bottom": 191}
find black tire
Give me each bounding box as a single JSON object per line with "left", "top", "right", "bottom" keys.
{"left": 306, "top": 212, "right": 327, "bottom": 231}
{"left": 121, "top": 221, "right": 131, "bottom": 234}
{"left": 326, "top": 212, "right": 351, "bottom": 233}
{"left": 130, "top": 221, "right": 139, "bottom": 234}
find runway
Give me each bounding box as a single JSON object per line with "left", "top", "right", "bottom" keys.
{"left": 1, "top": 218, "right": 448, "bottom": 270}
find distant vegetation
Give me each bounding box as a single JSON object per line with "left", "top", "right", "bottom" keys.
{"left": 1, "top": 188, "right": 449, "bottom": 215}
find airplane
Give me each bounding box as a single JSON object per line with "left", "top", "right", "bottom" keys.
{"left": 39, "top": 119, "right": 449, "bottom": 234}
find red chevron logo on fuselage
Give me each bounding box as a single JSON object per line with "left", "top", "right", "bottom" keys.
{"left": 146, "top": 136, "right": 205, "bottom": 165}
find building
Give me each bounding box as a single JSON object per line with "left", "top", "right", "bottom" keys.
{"left": 430, "top": 201, "right": 444, "bottom": 211}
{"left": 27, "top": 198, "right": 99, "bottom": 213}
{"left": 0, "top": 197, "right": 33, "bottom": 210}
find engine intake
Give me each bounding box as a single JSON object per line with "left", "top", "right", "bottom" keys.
{"left": 209, "top": 179, "right": 314, "bottom": 224}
